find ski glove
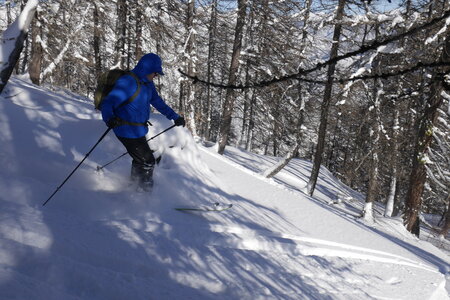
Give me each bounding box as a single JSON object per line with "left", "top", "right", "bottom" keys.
{"left": 174, "top": 116, "right": 186, "bottom": 127}
{"left": 106, "top": 116, "right": 122, "bottom": 129}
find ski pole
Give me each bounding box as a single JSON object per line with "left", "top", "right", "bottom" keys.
{"left": 43, "top": 127, "right": 112, "bottom": 206}
{"left": 96, "top": 124, "right": 176, "bottom": 172}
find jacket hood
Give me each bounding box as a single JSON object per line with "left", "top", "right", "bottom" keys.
{"left": 132, "top": 53, "right": 164, "bottom": 79}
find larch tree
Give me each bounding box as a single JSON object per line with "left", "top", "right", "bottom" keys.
{"left": 262, "top": 0, "right": 313, "bottom": 179}
{"left": 403, "top": 29, "right": 450, "bottom": 235}
{"left": 217, "top": 0, "right": 247, "bottom": 155}
{"left": 306, "top": 0, "right": 346, "bottom": 196}
{"left": 203, "top": 0, "right": 219, "bottom": 141}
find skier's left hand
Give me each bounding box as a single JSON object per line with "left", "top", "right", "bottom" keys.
{"left": 174, "top": 116, "right": 186, "bottom": 127}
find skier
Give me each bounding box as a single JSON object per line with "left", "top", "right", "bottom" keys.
{"left": 101, "top": 53, "right": 185, "bottom": 192}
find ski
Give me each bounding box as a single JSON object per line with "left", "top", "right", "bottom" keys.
{"left": 175, "top": 202, "right": 233, "bottom": 212}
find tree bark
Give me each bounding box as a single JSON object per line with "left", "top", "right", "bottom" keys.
{"left": 362, "top": 36, "right": 382, "bottom": 221}
{"left": 204, "top": 0, "right": 218, "bottom": 140}
{"left": 114, "top": 0, "right": 127, "bottom": 69}
{"left": 134, "top": 3, "right": 143, "bottom": 62}
{"left": 185, "top": 0, "right": 198, "bottom": 137}
{"left": 385, "top": 108, "right": 399, "bottom": 217}
{"left": 403, "top": 33, "right": 450, "bottom": 234}
{"left": 307, "top": 0, "right": 346, "bottom": 195}
{"left": 93, "top": 3, "right": 102, "bottom": 78}
{"left": 263, "top": 143, "right": 300, "bottom": 178}
{"left": 217, "top": 0, "right": 247, "bottom": 154}
{"left": 29, "top": 8, "right": 43, "bottom": 85}
{"left": 238, "top": 0, "right": 269, "bottom": 150}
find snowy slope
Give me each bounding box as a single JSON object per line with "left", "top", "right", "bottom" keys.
{"left": 0, "top": 76, "right": 449, "bottom": 300}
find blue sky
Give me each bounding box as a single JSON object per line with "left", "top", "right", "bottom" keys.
{"left": 373, "top": 0, "right": 404, "bottom": 12}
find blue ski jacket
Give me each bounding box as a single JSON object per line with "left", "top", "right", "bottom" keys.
{"left": 101, "top": 53, "right": 179, "bottom": 138}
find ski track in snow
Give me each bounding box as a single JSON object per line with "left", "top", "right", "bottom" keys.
{"left": 0, "top": 197, "right": 447, "bottom": 300}
{"left": 195, "top": 146, "right": 449, "bottom": 299}
{"left": 205, "top": 224, "right": 438, "bottom": 273}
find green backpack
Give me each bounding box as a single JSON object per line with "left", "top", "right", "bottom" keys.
{"left": 94, "top": 69, "right": 141, "bottom": 110}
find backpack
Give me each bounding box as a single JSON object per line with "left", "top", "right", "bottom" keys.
{"left": 94, "top": 69, "right": 141, "bottom": 110}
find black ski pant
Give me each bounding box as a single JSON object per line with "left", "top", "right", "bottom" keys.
{"left": 117, "top": 135, "right": 155, "bottom": 190}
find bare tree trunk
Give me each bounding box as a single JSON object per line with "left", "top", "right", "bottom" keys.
{"left": 238, "top": 2, "right": 256, "bottom": 149}
{"left": 239, "top": 61, "right": 252, "bottom": 147}
{"left": 403, "top": 33, "right": 450, "bottom": 234}
{"left": 114, "top": 0, "right": 127, "bottom": 69}
{"left": 185, "top": 0, "right": 198, "bottom": 137}
{"left": 135, "top": 7, "right": 143, "bottom": 61}
{"left": 0, "top": 0, "right": 38, "bottom": 94}
{"left": 93, "top": 3, "right": 102, "bottom": 78}
{"left": 204, "top": 0, "right": 218, "bottom": 140}
{"left": 217, "top": 0, "right": 247, "bottom": 154}
{"left": 385, "top": 0, "right": 414, "bottom": 218}
{"left": 29, "top": 8, "right": 43, "bottom": 85}
{"left": 263, "top": 143, "right": 300, "bottom": 178}
{"left": 178, "top": 81, "right": 185, "bottom": 113}
{"left": 385, "top": 108, "right": 399, "bottom": 217}
{"left": 271, "top": 102, "right": 280, "bottom": 157}
{"left": 238, "top": 0, "right": 270, "bottom": 149}
{"left": 14, "top": 1, "right": 27, "bottom": 76}
{"left": 19, "top": 27, "right": 30, "bottom": 74}
{"left": 307, "top": 0, "right": 345, "bottom": 195}
{"left": 245, "top": 91, "right": 256, "bottom": 151}
{"left": 362, "top": 56, "right": 382, "bottom": 221}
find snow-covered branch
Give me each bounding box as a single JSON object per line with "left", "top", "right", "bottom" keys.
{"left": 0, "top": 0, "right": 38, "bottom": 93}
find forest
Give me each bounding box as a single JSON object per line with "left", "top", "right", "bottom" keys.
{"left": 0, "top": 0, "right": 449, "bottom": 237}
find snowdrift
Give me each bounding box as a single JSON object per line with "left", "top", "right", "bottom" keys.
{"left": 0, "top": 76, "right": 449, "bottom": 299}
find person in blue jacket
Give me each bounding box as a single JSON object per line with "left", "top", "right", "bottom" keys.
{"left": 101, "top": 53, "right": 185, "bottom": 192}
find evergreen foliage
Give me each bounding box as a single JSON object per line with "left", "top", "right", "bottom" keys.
{"left": 1, "top": 0, "right": 449, "bottom": 234}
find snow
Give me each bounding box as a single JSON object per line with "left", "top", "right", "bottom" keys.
{"left": 0, "top": 76, "right": 449, "bottom": 299}
{"left": 0, "top": 0, "right": 38, "bottom": 82}
{"left": 425, "top": 16, "right": 450, "bottom": 45}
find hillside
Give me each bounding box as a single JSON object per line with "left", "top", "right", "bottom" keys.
{"left": 0, "top": 76, "right": 449, "bottom": 299}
